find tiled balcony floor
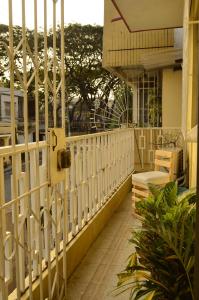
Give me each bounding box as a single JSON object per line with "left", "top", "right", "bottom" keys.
{"left": 67, "top": 193, "right": 140, "bottom": 299}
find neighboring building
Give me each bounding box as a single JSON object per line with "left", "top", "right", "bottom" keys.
{"left": 0, "top": 87, "right": 46, "bottom": 144}
{"left": 0, "top": 87, "right": 23, "bottom": 147}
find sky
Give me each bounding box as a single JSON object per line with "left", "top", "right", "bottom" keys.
{"left": 0, "top": 0, "right": 104, "bottom": 29}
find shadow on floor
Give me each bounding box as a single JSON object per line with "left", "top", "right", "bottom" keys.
{"left": 67, "top": 193, "right": 140, "bottom": 300}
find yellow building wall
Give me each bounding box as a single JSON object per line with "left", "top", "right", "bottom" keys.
{"left": 185, "top": 1, "right": 198, "bottom": 188}
{"left": 188, "top": 143, "right": 197, "bottom": 188}
{"left": 162, "top": 69, "right": 182, "bottom": 128}
{"left": 187, "top": 25, "right": 197, "bottom": 188}
{"left": 103, "top": 0, "right": 174, "bottom": 69}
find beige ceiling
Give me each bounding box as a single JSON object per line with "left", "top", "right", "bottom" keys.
{"left": 112, "top": 0, "right": 184, "bottom": 32}
{"left": 140, "top": 49, "right": 183, "bottom": 70}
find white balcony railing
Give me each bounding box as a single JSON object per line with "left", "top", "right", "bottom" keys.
{"left": 0, "top": 128, "right": 134, "bottom": 300}
{"left": 0, "top": 127, "right": 184, "bottom": 299}
{"left": 134, "top": 127, "right": 184, "bottom": 170}
{"left": 67, "top": 129, "right": 134, "bottom": 237}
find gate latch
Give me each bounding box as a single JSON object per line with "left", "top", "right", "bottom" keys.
{"left": 48, "top": 128, "right": 70, "bottom": 186}
{"left": 57, "top": 148, "right": 71, "bottom": 170}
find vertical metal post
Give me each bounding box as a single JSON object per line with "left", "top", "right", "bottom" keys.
{"left": 137, "top": 75, "right": 140, "bottom": 126}
{"left": 53, "top": 0, "right": 57, "bottom": 127}
{"left": 34, "top": 1, "right": 43, "bottom": 298}
{"left": 43, "top": 2, "right": 52, "bottom": 299}
{"left": 195, "top": 16, "right": 199, "bottom": 300}
{"left": 60, "top": 1, "right": 67, "bottom": 296}
{"left": 195, "top": 91, "right": 199, "bottom": 300}
{"left": 0, "top": 158, "right": 7, "bottom": 299}
{"left": 21, "top": 0, "right": 33, "bottom": 298}
{"left": 9, "top": 1, "right": 20, "bottom": 298}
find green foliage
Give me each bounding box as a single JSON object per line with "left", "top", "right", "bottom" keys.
{"left": 63, "top": 24, "right": 120, "bottom": 126}
{"left": 148, "top": 89, "right": 162, "bottom": 127}
{"left": 0, "top": 23, "right": 119, "bottom": 128}
{"left": 116, "top": 182, "right": 196, "bottom": 299}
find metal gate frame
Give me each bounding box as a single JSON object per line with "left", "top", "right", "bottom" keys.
{"left": 0, "top": 1, "right": 68, "bottom": 299}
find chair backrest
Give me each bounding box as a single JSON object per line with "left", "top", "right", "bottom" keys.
{"left": 154, "top": 149, "right": 174, "bottom": 180}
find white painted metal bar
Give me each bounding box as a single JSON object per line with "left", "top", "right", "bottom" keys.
{"left": 82, "top": 139, "right": 88, "bottom": 222}
{"left": 9, "top": 0, "right": 21, "bottom": 298}
{"left": 69, "top": 143, "right": 76, "bottom": 236}
{"left": 87, "top": 138, "right": 93, "bottom": 217}
{"left": 61, "top": 0, "right": 66, "bottom": 131}
{"left": 21, "top": 1, "right": 34, "bottom": 298}
{"left": 53, "top": 0, "right": 57, "bottom": 127}
{"left": 34, "top": 1, "right": 44, "bottom": 297}
{"left": 60, "top": 4, "right": 67, "bottom": 293}
{"left": 16, "top": 156, "right": 25, "bottom": 293}
{"left": 92, "top": 137, "right": 97, "bottom": 214}
{"left": 76, "top": 141, "right": 82, "bottom": 229}
{"left": 0, "top": 0, "right": 69, "bottom": 299}
{"left": 0, "top": 158, "right": 7, "bottom": 300}
{"left": 43, "top": 157, "right": 52, "bottom": 300}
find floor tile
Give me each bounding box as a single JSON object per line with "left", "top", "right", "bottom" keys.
{"left": 67, "top": 192, "right": 138, "bottom": 300}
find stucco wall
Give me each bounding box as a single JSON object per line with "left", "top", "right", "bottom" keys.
{"left": 188, "top": 143, "right": 197, "bottom": 188}
{"left": 183, "top": 1, "right": 199, "bottom": 188}
{"left": 162, "top": 69, "right": 182, "bottom": 128}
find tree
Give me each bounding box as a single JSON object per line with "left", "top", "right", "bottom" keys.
{"left": 0, "top": 23, "right": 120, "bottom": 133}
{"left": 61, "top": 24, "right": 120, "bottom": 127}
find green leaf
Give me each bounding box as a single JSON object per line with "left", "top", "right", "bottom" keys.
{"left": 116, "top": 183, "right": 196, "bottom": 300}
{"left": 144, "top": 290, "right": 156, "bottom": 300}
{"left": 186, "top": 256, "right": 194, "bottom": 272}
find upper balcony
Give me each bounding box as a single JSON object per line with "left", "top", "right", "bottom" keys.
{"left": 103, "top": 0, "right": 184, "bottom": 81}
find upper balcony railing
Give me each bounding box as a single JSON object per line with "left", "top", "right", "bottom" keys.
{"left": 103, "top": 28, "right": 174, "bottom": 69}
{"left": 0, "top": 127, "right": 184, "bottom": 299}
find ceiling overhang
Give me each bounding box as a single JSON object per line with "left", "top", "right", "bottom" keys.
{"left": 140, "top": 49, "right": 183, "bottom": 70}
{"left": 111, "top": 0, "right": 184, "bottom": 32}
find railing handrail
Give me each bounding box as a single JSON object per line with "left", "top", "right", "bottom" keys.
{"left": 66, "top": 127, "right": 133, "bottom": 142}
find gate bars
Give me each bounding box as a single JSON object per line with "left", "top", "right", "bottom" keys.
{"left": 0, "top": 0, "right": 67, "bottom": 299}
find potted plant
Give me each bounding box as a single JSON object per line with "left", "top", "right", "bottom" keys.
{"left": 116, "top": 182, "right": 196, "bottom": 299}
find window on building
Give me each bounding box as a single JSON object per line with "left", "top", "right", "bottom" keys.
{"left": 4, "top": 101, "right": 17, "bottom": 118}
{"left": 4, "top": 101, "right": 10, "bottom": 116}
{"left": 0, "top": 138, "right": 4, "bottom": 146}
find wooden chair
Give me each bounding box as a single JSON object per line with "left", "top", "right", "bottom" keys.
{"left": 132, "top": 149, "right": 176, "bottom": 210}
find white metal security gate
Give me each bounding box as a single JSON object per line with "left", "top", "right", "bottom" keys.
{"left": 0, "top": 1, "right": 67, "bottom": 299}
{"left": 132, "top": 71, "right": 162, "bottom": 127}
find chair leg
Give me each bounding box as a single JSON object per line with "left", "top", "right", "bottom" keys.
{"left": 132, "top": 182, "right": 150, "bottom": 216}
{"left": 132, "top": 185, "right": 136, "bottom": 211}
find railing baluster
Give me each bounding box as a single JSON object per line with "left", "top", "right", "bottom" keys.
{"left": 92, "top": 137, "right": 97, "bottom": 213}
{"left": 70, "top": 144, "right": 76, "bottom": 236}
{"left": 76, "top": 142, "right": 82, "bottom": 230}
{"left": 86, "top": 138, "right": 91, "bottom": 218}
{"left": 0, "top": 158, "right": 7, "bottom": 300}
